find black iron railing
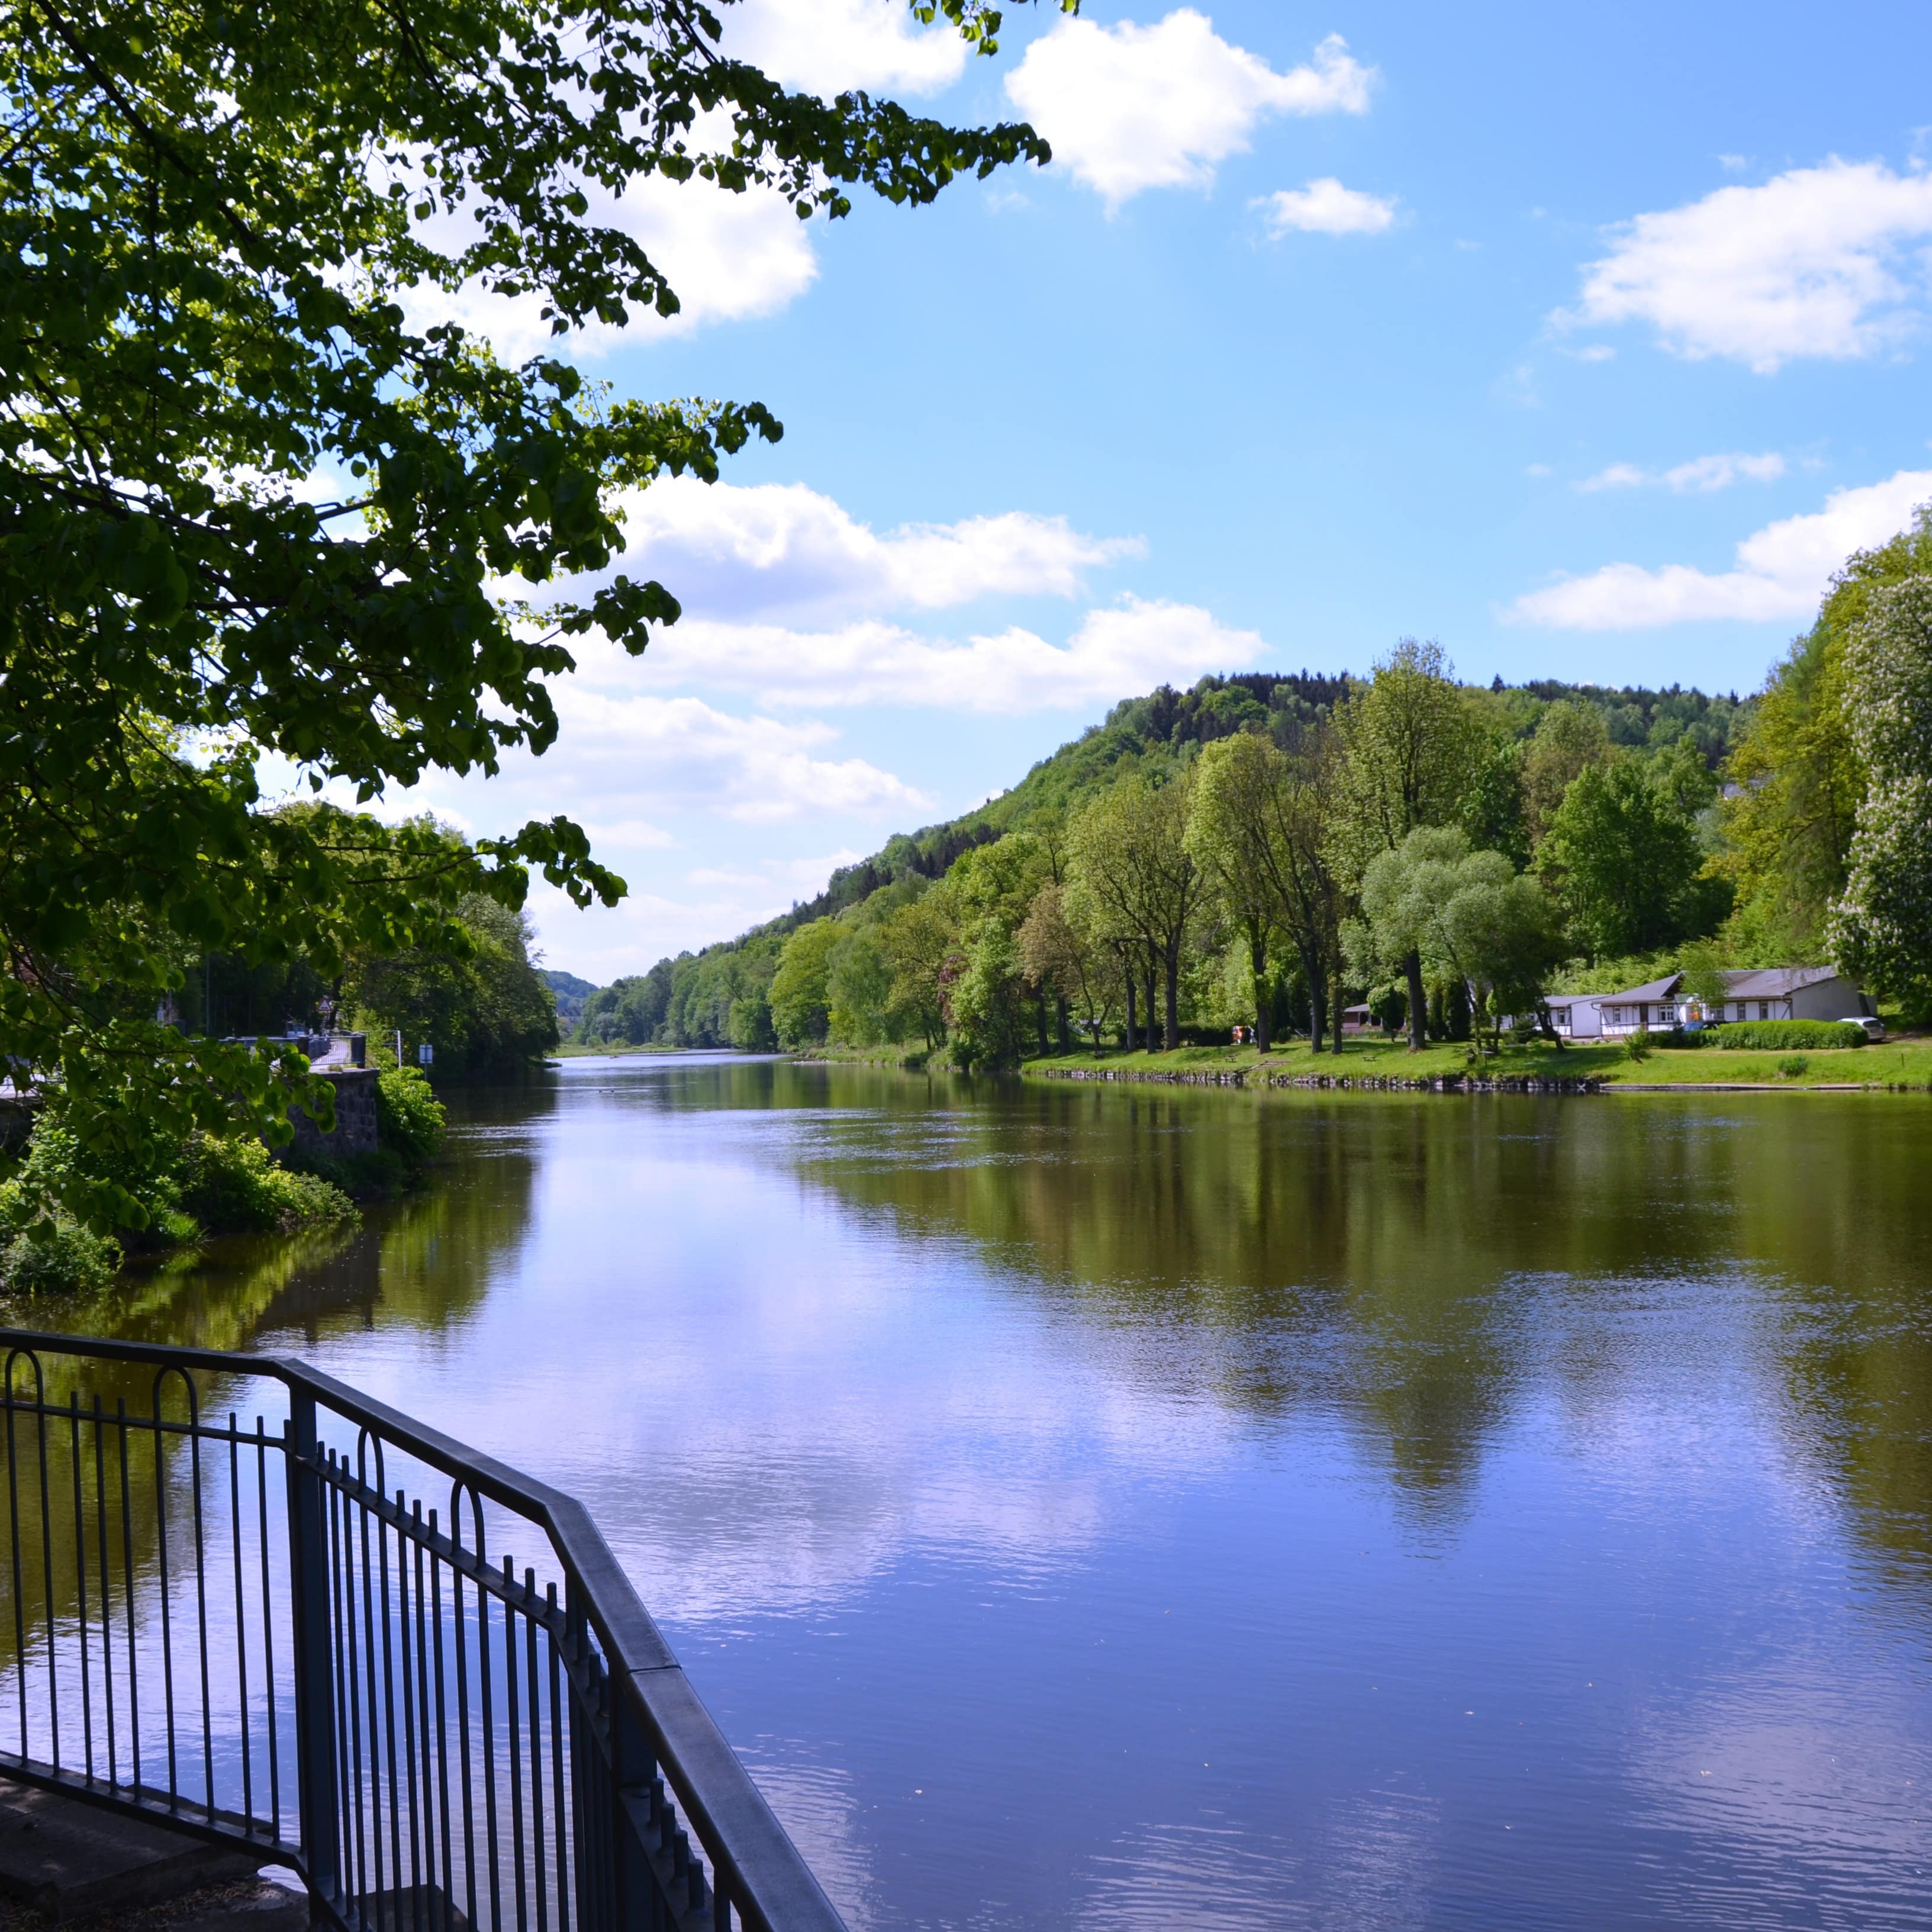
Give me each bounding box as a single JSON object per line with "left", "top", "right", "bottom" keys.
{"left": 0, "top": 1329, "right": 846, "bottom": 1932}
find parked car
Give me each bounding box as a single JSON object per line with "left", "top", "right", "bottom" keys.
{"left": 1840, "top": 1015, "right": 1886, "bottom": 1041}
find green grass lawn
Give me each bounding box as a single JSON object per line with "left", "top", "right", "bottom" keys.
{"left": 1020, "top": 1032, "right": 1932, "bottom": 1089}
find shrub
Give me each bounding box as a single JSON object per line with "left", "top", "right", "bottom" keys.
{"left": 1707, "top": 1020, "right": 1866, "bottom": 1051}
{"left": 1622, "top": 1028, "right": 1654, "bottom": 1062}
{"left": 375, "top": 1068, "right": 446, "bottom": 1171}
{"left": 1778, "top": 1054, "right": 1811, "bottom": 1078}
{"left": 178, "top": 1134, "right": 355, "bottom": 1234}
{"left": 0, "top": 1222, "right": 121, "bottom": 1295}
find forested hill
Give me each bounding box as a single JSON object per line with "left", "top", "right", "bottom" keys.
{"left": 777, "top": 670, "right": 1743, "bottom": 937}
{"left": 571, "top": 667, "right": 1749, "bottom": 1051}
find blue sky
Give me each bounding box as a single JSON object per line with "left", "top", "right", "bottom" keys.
{"left": 394, "top": 0, "right": 1932, "bottom": 981}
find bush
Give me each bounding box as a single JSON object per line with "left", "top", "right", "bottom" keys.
{"left": 375, "top": 1067, "right": 446, "bottom": 1171}
{"left": 0, "top": 1223, "right": 122, "bottom": 1295}
{"left": 1622, "top": 1028, "right": 1654, "bottom": 1062}
{"left": 178, "top": 1134, "right": 355, "bottom": 1234}
{"left": 1778, "top": 1054, "right": 1811, "bottom": 1078}
{"left": 1706, "top": 1020, "right": 1866, "bottom": 1051}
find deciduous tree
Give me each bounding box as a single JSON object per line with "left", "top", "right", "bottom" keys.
{"left": 1540, "top": 758, "right": 1718, "bottom": 960}
{"left": 3, "top": 0, "right": 1058, "bottom": 1228}
{"left": 1334, "top": 640, "right": 1483, "bottom": 1048}
{"left": 1067, "top": 774, "right": 1202, "bottom": 1051}
{"left": 1827, "top": 577, "right": 1932, "bottom": 1016}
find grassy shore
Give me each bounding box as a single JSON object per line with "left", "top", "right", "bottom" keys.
{"left": 1017, "top": 1033, "right": 1932, "bottom": 1089}
{"left": 550, "top": 1040, "right": 690, "bottom": 1059}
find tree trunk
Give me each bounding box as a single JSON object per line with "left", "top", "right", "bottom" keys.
{"left": 1124, "top": 972, "right": 1136, "bottom": 1049}
{"left": 1056, "top": 995, "right": 1071, "bottom": 1054}
{"left": 1248, "top": 918, "right": 1271, "bottom": 1051}
{"left": 1331, "top": 968, "right": 1347, "bottom": 1055}
{"left": 1164, "top": 942, "right": 1180, "bottom": 1053}
{"left": 1034, "top": 988, "right": 1049, "bottom": 1059}
{"left": 1404, "top": 948, "right": 1428, "bottom": 1052}
{"left": 1538, "top": 1001, "right": 1564, "bottom": 1050}
{"left": 1144, "top": 963, "right": 1159, "bottom": 1052}
{"left": 1303, "top": 947, "right": 1326, "bottom": 1054}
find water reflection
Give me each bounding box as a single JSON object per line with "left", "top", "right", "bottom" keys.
{"left": 14, "top": 1060, "right": 1931, "bottom": 1930}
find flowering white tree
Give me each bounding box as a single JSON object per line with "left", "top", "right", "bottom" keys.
{"left": 1828, "top": 578, "right": 1932, "bottom": 1013}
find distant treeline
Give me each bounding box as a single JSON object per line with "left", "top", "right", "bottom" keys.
{"left": 572, "top": 664, "right": 1754, "bottom": 1057}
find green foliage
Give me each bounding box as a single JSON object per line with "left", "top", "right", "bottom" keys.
{"left": 1825, "top": 576, "right": 1932, "bottom": 1012}
{"left": 1523, "top": 701, "right": 1613, "bottom": 848}
{"left": 346, "top": 881, "right": 560, "bottom": 1077}
{"left": 1461, "top": 737, "right": 1531, "bottom": 868}
{"left": 945, "top": 928, "right": 1030, "bottom": 1070}
{"left": 2, "top": 0, "right": 1052, "bottom": 1227}
{"left": 0, "top": 1223, "right": 123, "bottom": 1296}
{"left": 1723, "top": 507, "right": 1932, "bottom": 958}
{"left": 1778, "top": 1055, "right": 1811, "bottom": 1078}
{"left": 769, "top": 920, "right": 842, "bottom": 1049}
{"left": 1350, "top": 828, "right": 1562, "bottom": 1050}
{"left": 826, "top": 930, "right": 894, "bottom": 1046}
{"left": 178, "top": 1134, "right": 356, "bottom": 1234}
{"left": 1708, "top": 1020, "right": 1867, "bottom": 1051}
{"left": 1541, "top": 758, "right": 1726, "bottom": 958}
{"left": 1067, "top": 773, "right": 1202, "bottom": 1051}
{"left": 1623, "top": 1029, "right": 1654, "bottom": 1063}
{"left": 577, "top": 961, "right": 677, "bottom": 1046}
{"left": 0, "top": 1109, "right": 356, "bottom": 1294}
{"left": 375, "top": 1068, "right": 447, "bottom": 1171}
{"left": 1676, "top": 938, "right": 1733, "bottom": 1013}
{"left": 1334, "top": 640, "right": 1486, "bottom": 872}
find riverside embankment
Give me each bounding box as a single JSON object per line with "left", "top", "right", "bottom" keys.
{"left": 1015, "top": 1034, "right": 1932, "bottom": 1093}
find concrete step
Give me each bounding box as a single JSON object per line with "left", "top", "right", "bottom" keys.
{"left": 0, "top": 1782, "right": 269, "bottom": 1923}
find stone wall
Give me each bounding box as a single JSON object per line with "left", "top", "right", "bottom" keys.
{"left": 285, "top": 1067, "right": 380, "bottom": 1159}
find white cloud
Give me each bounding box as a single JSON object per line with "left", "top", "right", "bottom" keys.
{"left": 723, "top": 0, "right": 968, "bottom": 97}
{"left": 1576, "top": 452, "right": 1786, "bottom": 494}
{"left": 688, "top": 850, "right": 864, "bottom": 894}
{"left": 598, "top": 476, "right": 1141, "bottom": 623}
{"left": 1562, "top": 158, "right": 1932, "bottom": 372}
{"left": 1006, "top": 15, "right": 1374, "bottom": 208}
{"left": 396, "top": 113, "right": 816, "bottom": 359}
{"left": 1255, "top": 178, "right": 1397, "bottom": 237}
{"left": 638, "top": 595, "right": 1266, "bottom": 710}
{"left": 542, "top": 690, "right": 929, "bottom": 822}
{"left": 1576, "top": 462, "right": 1648, "bottom": 493}
{"left": 1667, "top": 451, "right": 1787, "bottom": 492}
{"left": 1509, "top": 468, "right": 1932, "bottom": 630}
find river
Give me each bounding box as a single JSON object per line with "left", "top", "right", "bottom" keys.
{"left": 70, "top": 1056, "right": 1932, "bottom": 1929}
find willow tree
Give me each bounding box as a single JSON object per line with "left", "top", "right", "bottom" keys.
{"left": 2, "top": 0, "right": 1061, "bottom": 1229}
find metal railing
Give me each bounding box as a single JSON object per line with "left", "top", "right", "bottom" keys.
{"left": 0, "top": 1329, "right": 846, "bottom": 1932}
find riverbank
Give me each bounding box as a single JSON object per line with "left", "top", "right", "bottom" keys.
{"left": 1016, "top": 1034, "right": 1932, "bottom": 1090}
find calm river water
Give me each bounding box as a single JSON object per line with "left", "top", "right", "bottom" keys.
{"left": 85, "top": 1057, "right": 1932, "bottom": 1928}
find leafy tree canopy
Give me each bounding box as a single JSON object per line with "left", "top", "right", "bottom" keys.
{"left": 1827, "top": 577, "right": 1932, "bottom": 1016}
{"left": 4, "top": 0, "right": 1061, "bottom": 1226}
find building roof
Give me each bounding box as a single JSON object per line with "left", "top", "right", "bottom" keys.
{"left": 1718, "top": 965, "right": 1843, "bottom": 999}
{"left": 1596, "top": 974, "right": 1683, "bottom": 1006}
{"left": 1590, "top": 964, "right": 1850, "bottom": 1006}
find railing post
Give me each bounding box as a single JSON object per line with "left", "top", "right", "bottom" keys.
{"left": 286, "top": 1391, "right": 342, "bottom": 1910}
{"left": 610, "top": 1682, "right": 664, "bottom": 1932}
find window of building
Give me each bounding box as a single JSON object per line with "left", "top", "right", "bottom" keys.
{"left": 1759, "top": 1002, "right": 1770, "bottom": 1020}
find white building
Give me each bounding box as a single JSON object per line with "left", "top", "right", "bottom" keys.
{"left": 1553, "top": 965, "right": 1872, "bottom": 1039}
